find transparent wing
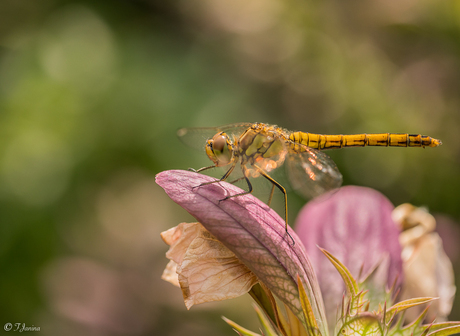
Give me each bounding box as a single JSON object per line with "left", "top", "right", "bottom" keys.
{"left": 176, "top": 122, "right": 254, "bottom": 151}
{"left": 285, "top": 145, "right": 343, "bottom": 199}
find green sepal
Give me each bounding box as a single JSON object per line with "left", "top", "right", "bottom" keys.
{"left": 358, "top": 259, "right": 395, "bottom": 313}
{"left": 385, "top": 298, "right": 436, "bottom": 324}
{"left": 426, "top": 323, "right": 460, "bottom": 336}
{"left": 274, "top": 302, "right": 291, "bottom": 336}
{"left": 250, "top": 283, "right": 278, "bottom": 326}
{"left": 297, "top": 274, "right": 321, "bottom": 336}
{"left": 337, "top": 313, "right": 384, "bottom": 336}
{"left": 320, "top": 248, "right": 365, "bottom": 323}
{"left": 284, "top": 303, "right": 308, "bottom": 336}
{"left": 428, "top": 322, "right": 460, "bottom": 333}
{"left": 222, "top": 316, "right": 262, "bottom": 336}
{"left": 387, "top": 305, "right": 425, "bottom": 336}
{"left": 319, "top": 248, "right": 358, "bottom": 296}
{"left": 254, "top": 303, "right": 281, "bottom": 336}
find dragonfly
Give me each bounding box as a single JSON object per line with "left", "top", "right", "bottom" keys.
{"left": 178, "top": 122, "right": 442, "bottom": 243}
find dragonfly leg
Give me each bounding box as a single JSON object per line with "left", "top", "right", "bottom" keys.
{"left": 191, "top": 165, "right": 216, "bottom": 173}
{"left": 228, "top": 176, "right": 246, "bottom": 184}
{"left": 190, "top": 165, "right": 218, "bottom": 190}
{"left": 219, "top": 163, "right": 237, "bottom": 181}
{"left": 267, "top": 184, "right": 275, "bottom": 207}
{"left": 253, "top": 164, "right": 294, "bottom": 246}
{"left": 219, "top": 165, "right": 253, "bottom": 202}
{"left": 198, "top": 163, "right": 236, "bottom": 187}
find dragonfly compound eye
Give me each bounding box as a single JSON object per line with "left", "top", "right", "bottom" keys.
{"left": 206, "top": 133, "right": 233, "bottom": 166}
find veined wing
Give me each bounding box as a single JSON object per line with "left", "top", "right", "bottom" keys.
{"left": 285, "top": 144, "right": 343, "bottom": 199}
{"left": 176, "top": 122, "right": 254, "bottom": 151}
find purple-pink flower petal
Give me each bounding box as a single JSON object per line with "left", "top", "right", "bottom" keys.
{"left": 156, "top": 170, "right": 327, "bottom": 333}
{"left": 294, "top": 186, "right": 403, "bottom": 323}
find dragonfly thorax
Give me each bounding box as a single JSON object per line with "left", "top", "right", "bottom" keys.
{"left": 205, "top": 132, "right": 235, "bottom": 167}
{"left": 238, "top": 126, "right": 286, "bottom": 170}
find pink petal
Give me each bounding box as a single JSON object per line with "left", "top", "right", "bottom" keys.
{"left": 294, "top": 186, "right": 403, "bottom": 323}
{"left": 156, "top": 170, "right": 327, "bottom": 332}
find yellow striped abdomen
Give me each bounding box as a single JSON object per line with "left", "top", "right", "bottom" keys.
{"left": 289, "top": 132, "right": 442, "bottom": 150}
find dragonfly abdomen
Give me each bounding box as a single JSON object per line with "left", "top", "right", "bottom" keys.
{"left": 289, "top": 132, "right": 442, "bottom": 150}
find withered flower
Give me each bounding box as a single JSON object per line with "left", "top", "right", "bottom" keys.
{"left": 393, "top": 203, "right": 456, "bottom": 322}
{"left": 157, "top": 170, "right": 460, "bottom": 336}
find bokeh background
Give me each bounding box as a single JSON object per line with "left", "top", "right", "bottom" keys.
{"left": 1, "top": 0, "right": 460, "bottom": 335}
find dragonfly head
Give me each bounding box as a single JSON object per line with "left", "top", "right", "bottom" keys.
{"left": 205, "top": 132, "right": 234, "bottom": 167}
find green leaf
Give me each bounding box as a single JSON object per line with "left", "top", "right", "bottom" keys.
{"left": 222, "top": 316, "right": 263, "bottom": 336}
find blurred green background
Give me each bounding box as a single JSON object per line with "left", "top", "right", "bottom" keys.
{"left": 0, "top": 0, "right": 460, "bottom": 335}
